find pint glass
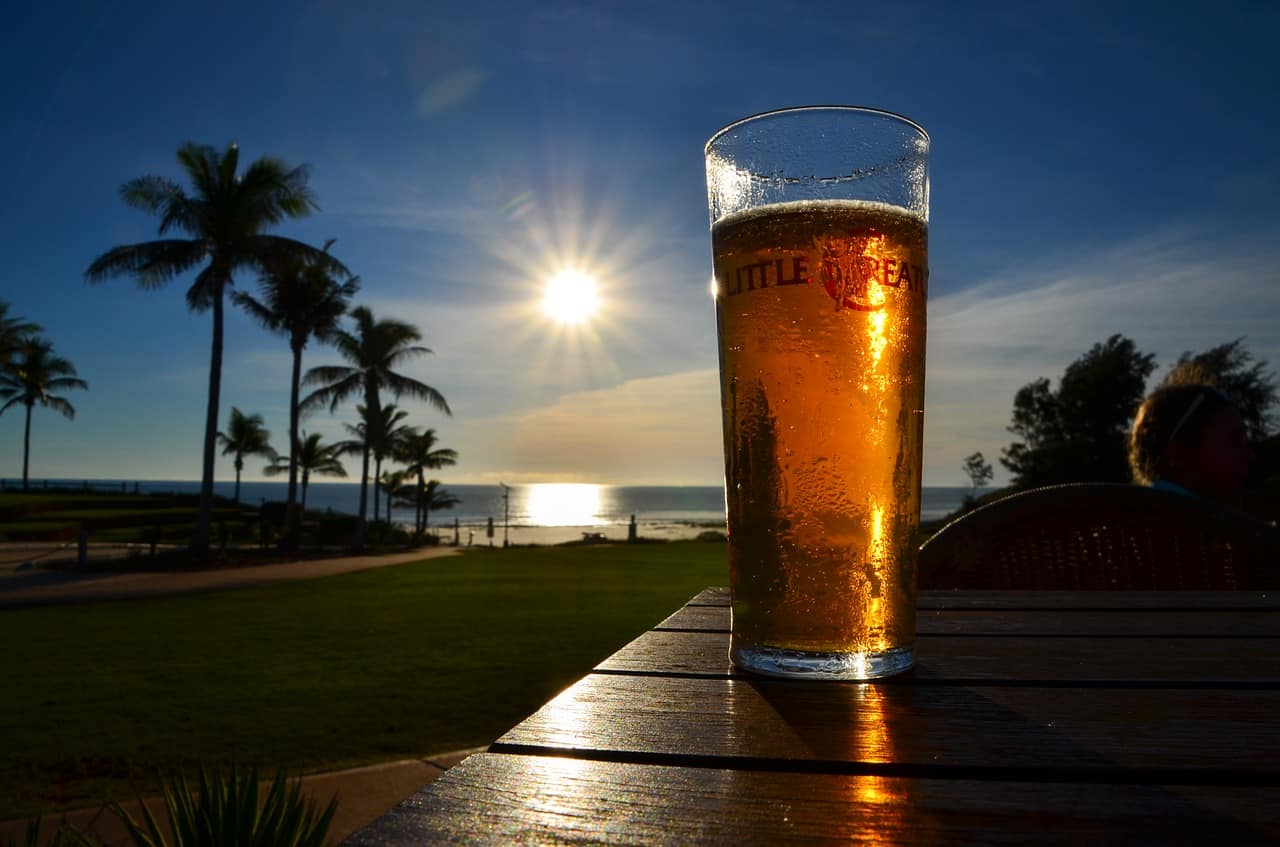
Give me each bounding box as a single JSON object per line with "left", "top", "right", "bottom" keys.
{"left": 705, "top": 107, "right": 929, "bottom": 679}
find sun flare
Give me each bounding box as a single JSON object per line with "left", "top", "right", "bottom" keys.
{"left": 542, "top": 269, "right": 600, "bottom": 324}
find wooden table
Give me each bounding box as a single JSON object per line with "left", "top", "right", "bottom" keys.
{"left": 349, "top": 588, "right": 1280, "bottom": 844}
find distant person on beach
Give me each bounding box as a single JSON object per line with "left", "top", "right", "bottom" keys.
{"left": 1129, "top": 384, "right": 1253, "bottom": 502}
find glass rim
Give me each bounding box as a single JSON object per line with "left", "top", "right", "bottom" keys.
{"left": 704, "top": 105, "right": 930, "bottom": 156}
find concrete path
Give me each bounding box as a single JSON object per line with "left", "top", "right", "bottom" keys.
{"left": 0, "top": 546, "right": 461, "bottom": 609}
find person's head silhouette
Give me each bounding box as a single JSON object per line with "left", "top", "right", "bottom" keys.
{"left": 1130, "top": 384, "right": 1253, "bottom": 501}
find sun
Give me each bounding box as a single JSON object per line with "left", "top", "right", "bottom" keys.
{"left": 542, "top": 269, "right": 600, "bottom": 324}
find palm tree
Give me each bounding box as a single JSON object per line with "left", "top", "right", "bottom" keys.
{"left": 302, "top": 306, "right": 451, "bottom": 550}
{"left": 0, "top": 300, "right": 41, "bottom": 370}
{"left": 335, "top": 404, "right": 414, "bottom": 523}
{"left": 264, "top": 431, "right": 346, "bottom": 515}
{"left": 0, "top": 338, "right": 88, "bottom": 490}
{"left": 216, "top": 407, "right": 276, "bottom": 503}
{"left": 400, "top": 479, "right": 460, "bottom": 534}
{"left": 380, "top": 468, "right": 410, "bottom": 528}
{"left": 86, "top": 141, "right": 346, "bottom": 557}
{"left": 397, "top": 428, "right": 458, "bottom": 536}
{"left": 234, "top": 242, "right": 359, "bottom": 548}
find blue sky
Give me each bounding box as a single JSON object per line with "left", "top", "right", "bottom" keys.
{"left": 2, "top": 0, "right": 1278, "bottom": 487}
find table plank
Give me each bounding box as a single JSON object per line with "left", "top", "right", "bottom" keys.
{"left": 695, "top": 587, "right": 1280, "bottom": 611}
{"left": 493, "top": 674, "right": 1280, "bottom": 780}
{"left": 657, "top": 605, "right": 1280, "bottom": 636}
{"left": 597, "top": 629, "right": 1280, "bottom": 684}
{"left": 347, "top": 753, "right": 1280, "bottom": 846}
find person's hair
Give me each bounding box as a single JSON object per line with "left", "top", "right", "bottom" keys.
{"left": 1129, "top": 384, "right": 1235, "bottom": 485}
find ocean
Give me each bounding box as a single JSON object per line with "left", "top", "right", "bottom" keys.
{"left": 4, "top": 479, "right": 979, "bottom": 533}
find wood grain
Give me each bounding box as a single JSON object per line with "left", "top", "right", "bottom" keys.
{"left": 657, "top": 604, "right": 1280, "bottom": 637}
{"left": 348, "top": 753, "right": 1280, "bottom": 846}
{"left": 494, "top": 673, "right": 1280, "bottom": 779}
{"left": 693, "top": 587, "right": 1280, "bottom": 611}
{"left": 597, "top": 629, "right": 1280, "bottom": 684}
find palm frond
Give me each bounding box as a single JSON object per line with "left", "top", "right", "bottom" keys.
{"left": 85, "top": 240, "right": 207, "bottom": 288}
{"left": 119, "top": 175, "right": 183, "bottom": 214}
{"left": 43, "top": 396, "right": 76, "bottom": 419}
{"left": 44, "top": 377, "right": 89, "bottom": 392}
{"left": 231, "top": 290, "right": 280, "bottom": 331}
{"left": 383, "top": 372, "right": 452, "bottom": 415}
{"left": 0, "top": 395, "right": 24, "bottom": 415}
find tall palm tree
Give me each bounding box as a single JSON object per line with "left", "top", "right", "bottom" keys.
{"left": 0, "top": 338, "right": 88, "bottom": 490}
{"left": 86, "top": 141, "right": 346, "bottom": 557}
{"left": 397, "top": 428, "right": 458, "bottom": 536}
{"left": 0, "top": 300, "right": 41, "bottom": 370}
{"left": 302, "top": 306, "right": 451, "bottom": 550}
{"left": 264, "top": 431, "right": 347, "bottom": 515}
{"left": 234, "top": 241, "right": 359, "bottom": 547}
{"left": 216, "top": 407, "right": 276, "bottom": 503}
{"left": 336, "top": 404, "right": 412, "bottom": 523}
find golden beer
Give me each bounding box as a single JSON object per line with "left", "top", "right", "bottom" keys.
{"left": 713, "top": 199, "right": 926, "bottom": 677}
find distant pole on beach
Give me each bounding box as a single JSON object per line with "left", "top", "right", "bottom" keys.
{"left": 499, "top": 482, "right": 511, "bottom": 548}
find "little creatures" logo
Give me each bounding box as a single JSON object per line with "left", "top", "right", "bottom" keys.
{"left": 719, "top": 229, "right": 925, "bottom": 311}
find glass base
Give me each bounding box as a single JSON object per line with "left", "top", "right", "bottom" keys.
{"left": 730, "top": 641, "right": 914, "bottom": 680}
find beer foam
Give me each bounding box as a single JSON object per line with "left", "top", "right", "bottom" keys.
{"left": 712, "top": 199, "right": 927, "bottom": 232}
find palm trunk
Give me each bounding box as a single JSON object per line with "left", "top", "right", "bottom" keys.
{"left": 416, "top": 471, "right": 425, "bottom": 536}
{"left": 192, "top": 284, "right": 224, "bottom": 558}
{"left": 353, "top": 443, "right": 370, "bottom": 551}
{"left": 234, "top": 456, "right": 243, "bottom": 503}
{"left": 282, "top": 343, "right": 303, "bottom": 551}
{"left": 387, "top": 486, "right": 394, "bottom": 527}
{"left": 21, "top": 402, "right": 33, "bottom": 491}
{"left": 301, "top": 470, "right": 310, "bottom": 514}
{"left": 353, "top": 390, "right": 378, "bottom": 551}
{"left": 373, "top": 455, "right": 382, "bottom": 523}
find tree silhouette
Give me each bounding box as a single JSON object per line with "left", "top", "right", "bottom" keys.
{"left": 86, "top": 142, "right": 346, "bottom": 557}
{"left": 1002, "top": 335, "right": 1156, "bottom": 487}
{"left": 0, "top": 300, "right": 41, "bottom": 370}
{"left": 235, "top": 241, "right": 359, "bottom": 548}
{"left": 1162, "top": 338, "right": 1276, "bottom": 442}
{"left": 396, "top": 427, "right": 458, "bottom": 536}
{"left": 302, "top": 306, "right": 450, "bottom": 550}
{"left": 264, "top": 431, "right": 347, "bottom": 515}
{"left": 0, "top": 338, "right": 88, "bottom": 490}
{"left": 962, "top": 451, "right": 994, "bottom": 502}
{"left": 217, "top": 407, "right": 276, "bottom": 503}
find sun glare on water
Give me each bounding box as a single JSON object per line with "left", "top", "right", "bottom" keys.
{"left": 542, "top": 269, "right": 600, "bottom": 324}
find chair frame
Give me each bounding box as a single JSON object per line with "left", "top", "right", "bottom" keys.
{"left": 918, "top": 483, "right": 1274, "bottom": 590}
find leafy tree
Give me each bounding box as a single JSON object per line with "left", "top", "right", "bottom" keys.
{"left": 0, "top": 300, "right": 41, "bottom": 370}
{"left": 1002, "top": 334, "right": 1156, "bottom": 487}
{"left": 86, "top": 141, "right": 345, "bottom": 557}
{"left": 302, "top": 306, "right": 451, "bottom": 550}
{"left": 1162, "top": 338, "right": 1276, "bottom": 442}
{"left": 216, "top": 407, "right": 276, "bottom": 503}
{"left": 961, "top": 451, "right": 994, "bottom": 502}
{"left": 0, "top": 338, "right": 88, "bottom": 490}
{"left": 234, "top": 241, "right": 360, "bottom": 548}
{"left": 396, "top": 427, "right": 458, "bottom": 536}
{"left": 264, "top": 431, "right": 347, "bottom": 514}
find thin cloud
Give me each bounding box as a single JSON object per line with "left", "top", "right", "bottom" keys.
{"left": 416, "top": 67, "right": 489, "bottom": 115}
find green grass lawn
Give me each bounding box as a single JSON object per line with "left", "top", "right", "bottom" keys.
{"left": 0, "top": 541, "right": 728, "bottom": 820}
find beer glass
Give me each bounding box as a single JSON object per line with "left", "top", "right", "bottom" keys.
{"left": 705, "top": 107, "right": 929, "bottom": 679}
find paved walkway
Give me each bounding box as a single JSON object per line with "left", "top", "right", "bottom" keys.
{"left": 0, "top": 546, "right": 461, "bottom": 608}
{"left": 0, "top": 546, "right": 483, "bottom": 844}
